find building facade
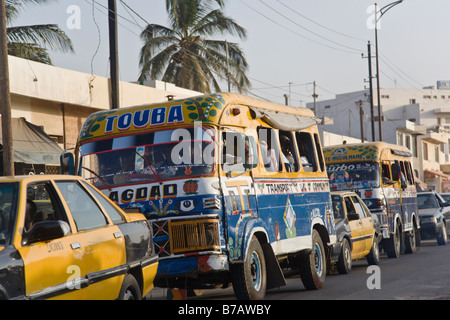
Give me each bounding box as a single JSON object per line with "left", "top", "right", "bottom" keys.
{"left": 5, "top": 55, "right": 202, "bottom": 174}
{"left": 308, "top": 84, "right": 450, "bottom": 192}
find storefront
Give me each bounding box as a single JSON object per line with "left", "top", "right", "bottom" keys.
{"left": 0, "top": 118, "right": 63, "bottom": 175}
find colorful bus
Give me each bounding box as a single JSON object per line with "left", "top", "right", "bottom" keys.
{"left": 62, "top": 93, "right": 336, "bottom": 299}
{"left": 323, "top": 142, "right": 419, "bottom": 258}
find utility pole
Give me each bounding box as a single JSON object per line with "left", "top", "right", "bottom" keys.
{"left": 312, "top": 81, "right": 318, "bottom": 114}
{"left": 364, "top": 41, "right": 376, "bottom": 141}
{"left": 0, "top": 0, "right": 14, "bottom": 176}
{"left": 108, "top": 0, "right": 120, "bottom": 109}
{"left": 374, "top": 3, "right": 382, "bottom": 141}
{"left": 357, "top": 100, "right": 365, "bottom": 143}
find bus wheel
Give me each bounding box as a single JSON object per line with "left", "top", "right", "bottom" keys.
{"left": 405, "top": 225, "right": 417, "bottom": 254}
{"left": 231, "top": 236, "right": 267, "bottom": 300}
{"left": 299, "top": 230, "right": 326, "bottom": 290}
{"left": 386, "top": 225, "right": 401, "bottom": 258}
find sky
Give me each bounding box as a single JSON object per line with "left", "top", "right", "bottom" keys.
{"left": 11, "top": 0, "right": 450, "bottom": 106}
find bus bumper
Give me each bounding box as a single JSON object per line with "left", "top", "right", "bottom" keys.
{"left": 156, "top": 254, "right": 229, "bottom": 277}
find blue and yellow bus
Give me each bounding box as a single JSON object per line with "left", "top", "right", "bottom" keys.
{"left": 323, "top": 142, "right": 419, "bottom": 258}
{"left": 62, "top": 93, "right": 336, "bottom": 299}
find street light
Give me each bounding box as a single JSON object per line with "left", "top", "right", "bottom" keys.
{"left": 374, "top": 0, "right": 403, "bottom": 141}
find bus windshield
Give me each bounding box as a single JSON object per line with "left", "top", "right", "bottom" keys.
{"left": 79, "top": 126, "right": 215, "bottom": 188}
{"left": 327, "top": 161, "right": 380, "bottom": 191}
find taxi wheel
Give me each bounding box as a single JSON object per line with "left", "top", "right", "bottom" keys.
{"left": 337, "top": 238, "right": 352, "bottom": 274}
{"left": 118, "top": 274, "right": 142, "bottom": 300}
{"left": 366, "top": 236, "right": 380, "bottom": 265}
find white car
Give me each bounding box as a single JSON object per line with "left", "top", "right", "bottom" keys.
{"left": 417, "top": 192, "right": 449, "bottom": 245}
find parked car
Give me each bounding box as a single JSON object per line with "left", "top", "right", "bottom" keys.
{"left": 0, "top": 175, "right": 158, "bottom": 300}
{"left": 438, "top": 193, "right": 450, "bottom": 235}
{"left": 330, "top": 191, "right": 381, "bottom": 274}
{"left": 417, "top": 192, "right": 449, "bottom": 245}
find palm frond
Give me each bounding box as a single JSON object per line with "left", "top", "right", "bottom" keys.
{"left": 7, "top": 24, "right": 74, "bottom": 53}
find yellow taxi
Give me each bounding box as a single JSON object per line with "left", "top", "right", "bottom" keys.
{"left": 330, "top": 191, "right": 381, "bottom": 274}
{"left": 0, "top": 175, "right": 158, "bottom": 300}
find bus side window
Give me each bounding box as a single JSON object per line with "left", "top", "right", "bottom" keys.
{"left": 222, "top": 131, "right": 246, "bottom": 173}
{"left": 406, "top": 161, "right": 415, "bottom": 185}
{"left": 258, "top": 127, "right": 281, "bottom": 172}
{"left": 295, "top": 132, "right": 318, "bottom": 172}
{"left": 279, "top": 131, "right": 299, "bottom": 172}
{"left": 391, "top": 161, "right": 400, "bottom": 181}
{"left": 314, "top": 133, "right": 325, "bottom": 172}
{"left": 381, "top": 162, "right": 392, "bottom": 185}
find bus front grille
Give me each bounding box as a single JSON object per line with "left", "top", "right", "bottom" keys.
{"left": 152, "top": 218, "right": 220, "bottom": 257}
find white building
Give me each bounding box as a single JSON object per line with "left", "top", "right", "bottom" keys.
{"left": 308, "top": 83, "right": 450, "bottom": 191}
{"left": 4, "top": 55, "right": 202, "bottom": 175}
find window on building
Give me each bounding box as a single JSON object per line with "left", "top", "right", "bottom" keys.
{"left": 423, "top": 142, "right": 428, "bottom": 161}
{"left": 435, "top": 146, "right": 439, "bottom": 162}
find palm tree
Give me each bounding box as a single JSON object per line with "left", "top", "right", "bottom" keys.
{"left": 5, "top": 0, "right": 74, "bottom": 64}
{"left": 138, "top": 0, "right": 250, "bottom": 93}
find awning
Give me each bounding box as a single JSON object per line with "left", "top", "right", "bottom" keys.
{"left": 424, "top": 169, "right": 450, "bottom": 180}
{"left": 0, "top": 117, "right": 63, "bottom": 165}
{"left": 249, "top": 107, "right": 321, "bottom": 131}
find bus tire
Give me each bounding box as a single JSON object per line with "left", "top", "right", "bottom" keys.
{"left": 404, "top": 225, "right": 417, "bottom": 254}
{"left": 437, "top": 223, "right": 447, "bottom": 246}
{"left": 299, "top": 230, "right": 326, "bottom": 290}
{"left": 231, "top": 236, "right": 267, "bottom": 300}
{"left": 386, "top": 224, "right": 401, "bottom": 258}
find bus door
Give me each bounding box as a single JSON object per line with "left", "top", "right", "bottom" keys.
{"left": 220, "top": 129, "right": 258, "bottom": 260}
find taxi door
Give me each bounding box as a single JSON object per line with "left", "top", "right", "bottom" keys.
{"left": 54, "top": 180, "right": 126, "bottom": 300}
{"left": 16, "top": 181, "right": 91, "bottom": 299}
{"left": 350, "top": 195, "right": 374, "bottom": 256}
{"left": 344, "top": 196, "right": 366, "bottom": 259}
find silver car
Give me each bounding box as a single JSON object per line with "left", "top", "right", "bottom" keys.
{"left": 417, "top": 192, "right": 449, "bottom": 245}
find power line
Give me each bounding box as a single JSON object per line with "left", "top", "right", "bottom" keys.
{"left": 276, "top": 0, "right": 366, "bottom": 42}
{"left": 238, "top": 0, "right": 362, "bottom": 55}
{"left": 258, "top": 0, "right": 362, "bottom": 53}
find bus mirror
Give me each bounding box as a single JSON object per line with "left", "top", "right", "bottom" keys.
{"left": 60, "top": 152, "right": 75, "bottom": 175}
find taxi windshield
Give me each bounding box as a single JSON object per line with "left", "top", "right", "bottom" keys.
{"left": 0, "top": 183, "right": 19, "bottom": 246}
{"left": 327, "top": 161, "right": 380, "bottom": 191}
{"left": 79, "top": 126, "right": 215, "bottom": 189}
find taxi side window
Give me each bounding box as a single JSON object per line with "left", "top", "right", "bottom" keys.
{"left": 81, "top": 181, "right": 125, "bottom": 224}
{"left": 56, "top": 181, "right": 108, "bottom": 231}
{"left": 350, "top": 196, "right": 367, "bottom": 218}
{"left": 25, "top": 182, "right": 68, "bottom": 232}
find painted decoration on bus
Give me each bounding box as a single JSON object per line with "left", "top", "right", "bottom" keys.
{"left": 79, "top": 94, "right": 226, "bottom": 140}
{"left": 106, "top": 177, "right": 220, "bottom": 219}
{"left": 323, "top": 145, "right": 380, "bottom": 162}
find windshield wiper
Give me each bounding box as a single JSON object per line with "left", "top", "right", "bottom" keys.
{"left": 134, "top": 150, "right": 163, "bottom": 185}
{"left": 82, "top": 167, "right": 112, "bottom": 191}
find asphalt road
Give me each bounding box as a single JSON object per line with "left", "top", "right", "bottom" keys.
{"left": 147, "top": 240, "right": 450, "bottom": 300}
